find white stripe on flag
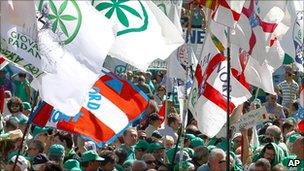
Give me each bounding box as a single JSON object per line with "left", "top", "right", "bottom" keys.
{"left": 83, "top": 89, "right": 129, "bottom": 134}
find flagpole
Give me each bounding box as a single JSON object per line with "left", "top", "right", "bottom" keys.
{"left": 226, "top": 27, "right": 231, "bottom": 171}
{"left": 171, "top": 3, "right": 194, "bottom": 169}
{"left": 12, "top": 91, "right": 39, "bottom": 171}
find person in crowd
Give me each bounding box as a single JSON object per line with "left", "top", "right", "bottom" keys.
{"left": 264, "top": 125, "right": 289, "bottom": 156}
{"left": 126, "top": 71, "right": 133, "bottom": 82}
{"left": 99, "top": 150, "right": 117, "bottom": 171}
{"left": 142, "top": 153, "right": 157, "bottom": 170}
{"left": 63, "top": 159, "right": 81, "bottom": 171}
{"left": 47, "top": 144, "right": 65, "bottom": 167}
{"left": 132, "top": 160, "right": 148, "bottom": 171}
{"left": 4, "top": 97, "right": 28, "bottom": 123}
{"left": 154, "top": 85, "right": 166, "bottom": 105}
{"left": 158, "top": 114, "right": 181, "bottom": 143}
{"left": 197, "top": 148, "right": 227, "bottom": 171}
{"left": 118, "top": 127, "right": 138, "bottom": 160}
{"left": 136, "top": 75, "right": 152, "bottom": 95}
{"left": 276, "top": 65, "right": 299, "bottom": 109}
{"left": 254, "top": 158, "right": 272, "bottom": 171}
{"left": 163, "top": 135, "right": 174, "bottom": 149}
{"left": 26, "top": 139, "right": 45, "bottom": 161}
{"left": 263, "top": 94, "right": 286, "bottom": 120}
{"left": 4, "top": 155, "right": 31, "bottom": 171}
{"left": 12, "top": 72, "right": 31, "bottom": 103}
{"left": 134, "top": 139, "right": 149, "bottom": 160}
{"left": 145, "top": 71, "right": 156, "bottom": 94}
{"left": 192, "top": 146, "right": 209, "bottom": 169}
{"left": 52, "top": 131, "right": 79, "bottom": 162}
{"left": 32, "top": 153, "right": 49, "bottom": 171}
{"left": 81, "top": 150, "right": 104, "bottom": 171}
{"left": 253, "top": 143, "right": 285, "bottom": 168}
{"left": 145, "top": 113, "right": 163, "bottom": 137}
{"left": 149, "top": 142, "right": 166, "bottom": 167}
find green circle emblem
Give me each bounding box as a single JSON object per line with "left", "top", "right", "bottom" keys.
{"left": 92, "top": 0, "right": 148, "bottom": 36}
{"left": 38, "top": 0, "right": 82, "bottom": 45}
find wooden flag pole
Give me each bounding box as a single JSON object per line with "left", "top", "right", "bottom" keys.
{"left": 12, "top": 91, "right": 39, "bottom": 171}
{"left": 226, "top": 27, "right": 231, "bottom": 171}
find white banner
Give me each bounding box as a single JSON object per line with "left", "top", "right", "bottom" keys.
{"left": 233, "top": 106, "right": 269, "bottom": 132}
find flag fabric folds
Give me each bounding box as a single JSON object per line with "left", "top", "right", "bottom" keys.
{"left": 30, "top": 70, "right": 149, "bottom": 146}
{"left": 280, "top": 0, "right": 304, "bottom": 72}
{"left": 92, "top": 0, "right": 184, "bottom": 71}
{"left": 212, "top": 0, "right": 246, "bottom": 27}
{"left": 30, "top": 1, "right": 116, "bottom": 115}
{"left": 0, "top": 0, "right": 48, "bottom": 78}
{"left": 189, "top": 29, "right": 251, "bottom": 137}
{"left": 36, "top": 0, "right": 115, "bottom": 74}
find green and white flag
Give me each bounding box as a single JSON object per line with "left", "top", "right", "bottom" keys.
{"left": 37, "top": 0, "right": 115, "bottom": 73}
{"left": 0, "top": 0, "right": 48, "bottom": 78}
{"left": 92, "top": 0, "right": 184, "bottom": 71}
{"left": 280, "top": 0, "right": 303, "bottom": 72}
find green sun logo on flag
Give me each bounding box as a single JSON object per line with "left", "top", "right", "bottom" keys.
{"left": 92, "top": 0, "right": 148, "bottom": 36}
{"left": 38, "top": 0, "right": 82, "bottom": 45}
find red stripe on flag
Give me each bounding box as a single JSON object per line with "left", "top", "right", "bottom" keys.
{"left": 0, "top": 57, "right": 6, "bottom": 64}
{"left": 32, "top": 103, "right": 53, "bottom": 127}
{"left": 204, "top": 54, "right": 226, "bottom": 81}
{"left": 248, "top": 32, "right": 256, "bottom": 55}
{"left": 203, "top": 83, "right": 236, "bottom": 113}
{"left": 260, "top": 20, "right": 277, "bottom": 33}
{"left": 195, "top": 64, "right": 203, "bottom": 87}
{"left": 94, "top": 76, "right": 149, "bottom": 121}
{"left": 57, "top": 107, "right": 116, "bottom": 144}
{"left": 219, "top": 0, "right": 241, "bottom": 21}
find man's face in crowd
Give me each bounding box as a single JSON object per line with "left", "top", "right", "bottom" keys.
{"left": 88, "top": 160, "right": 100, "bottom": 171}
{"left": 171, "top": 118, "right": 181, "bottom": 131}
{"left": 123, "top": 129, "right": 138, "bottom": 146}
{"left": 263, "top": 148, "right": 275, "bottom": 163}
{"left": 27, "top": 143, "right": 40, "bottom": 157}
{"left": 209, "top": 153, "right": 226, "bottom": 171}
{"left": 144, "top": 155, "right": 156, "bottom": 169}
{"left": 265, "top": 129, "right": 275, "bottom": 142}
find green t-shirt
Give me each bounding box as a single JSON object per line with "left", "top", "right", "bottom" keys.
{"left": 14, "top": 80, "right": 30, "bottom": 102}
{"left": 119, "top": 144, "right": 135, "bottom": 160}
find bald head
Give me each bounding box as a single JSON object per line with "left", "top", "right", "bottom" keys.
{"left": 265, "top": 125, "right": 282, "bottom": 142}
{"left": 132, "top": 160, "right": 147, "bottom": 171}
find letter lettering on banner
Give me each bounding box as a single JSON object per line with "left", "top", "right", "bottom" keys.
{"left": 87, "top": 87, "right": 101, "bottom": 110}
{"left": 233, "top": 106, "right": 269, "bottom": 132}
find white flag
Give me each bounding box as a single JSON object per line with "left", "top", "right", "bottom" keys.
{"left": 92, "top": 0, "right": 184, "bottom": 71}
{"left": 31, "top": 1, "right": 116, "bottom": 115}
{"left": 31, "top": 29, "right": 100, "bottom": 116}
{"left": 280, "top": 0, "right": 304, "bottom": 72}
{"left": 230, "top": 0, "right": 288, "bottom": 64}
{"left": 0, "top": 0, "right": 49, "bottom": 78}
{"left": 37, "top": 0, "right": 115, "bottom": 73}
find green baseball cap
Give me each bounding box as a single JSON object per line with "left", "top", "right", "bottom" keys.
{"left": 22, "top": 102, "right": 32, "bottom": 111}
{"left": 81, "top": 150, "right": 104, "bottom": 163}
{"left": 207, "top": 145, "right": 216, "bottom": 152}
{"left": 185, "top": 134, "right": 196, "bottom": 141}
{"left": 134, "top": 140, "right": 149, "bottom": 150}
{"left": 64, "top": 159, "right": 81, "bottom": 171}
{"left": 287, "top": 133, "right": 301, "bottom": 144}
{"left": 32, "top": 126, "right": 51, "bottom": 137}
{"left": 122, "top": 159, "right": 134, "bottom": 168}
{"left": 149, "top": 142, "right": 165, "bottom": 152}
{"left": 48, "top": 144, "right": 65, "bottom": 157}
{"left": 191, "top": 137, "right": 205, "bottom": 148}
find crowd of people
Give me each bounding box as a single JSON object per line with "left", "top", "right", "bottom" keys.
{"left": 0, "top": 64, "right": 303, "bottom": 171}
